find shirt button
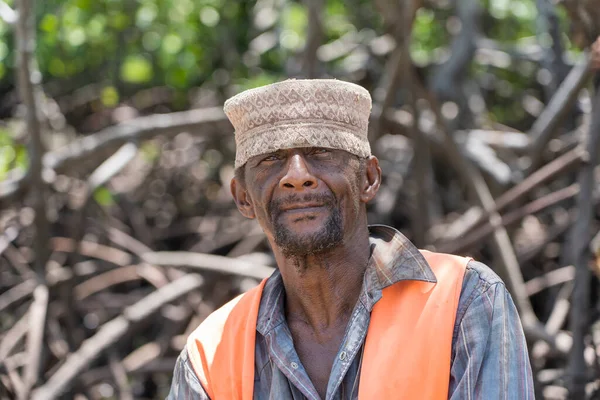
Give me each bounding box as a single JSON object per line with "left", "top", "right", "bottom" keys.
{"left": 291, "top": 362, "right": 298, "bottom": 369}
{"left": 339, "top": 351, "right": 347, "bottom": 361}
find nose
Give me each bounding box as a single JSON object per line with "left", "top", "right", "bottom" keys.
{"left": 279, "top": 154, "right": 317, "bottom": 190}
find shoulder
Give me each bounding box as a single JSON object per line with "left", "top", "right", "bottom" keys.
{"left": 461, "top": 260, "right": 505, "bottom": 300}
{"left": 167, "top": 348, "right": 210, "bottom": 399}
{"left": 189, "top": 281, "right": 265, "bottom": 343}
{"left": 454, "top": 260, "right": 508, "bottom": 333}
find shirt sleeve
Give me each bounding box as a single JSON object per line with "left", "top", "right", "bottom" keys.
{"left": 167, "top": 348, "right": 211, "bottom": 400}
{"left": 449, "top": 263, "right": 535, "bottom": 399}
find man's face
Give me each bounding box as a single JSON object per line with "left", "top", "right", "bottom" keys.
{"left": 234, "top": 147, "right": 366, "bottom": 257}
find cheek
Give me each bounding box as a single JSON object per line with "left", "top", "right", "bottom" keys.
{"left": 247, "top": 186, "right": 276, "bottom": 225}
{"left": 343, "top": 177, "right": 363, "bottom": 216}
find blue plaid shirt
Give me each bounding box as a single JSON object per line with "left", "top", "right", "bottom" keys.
{"left": 168, "top": 225, "right": 534, "bottom": 399}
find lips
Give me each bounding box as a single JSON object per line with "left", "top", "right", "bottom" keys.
{"left": 280, "top": 203, "right": 325, "bottom": 212}
{"left": 269, "top": 194, "right": 335, "bottom": 221}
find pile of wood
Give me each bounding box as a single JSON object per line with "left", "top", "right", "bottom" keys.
{"left": 1, "top": 73, "right": 599, "bottom": 399}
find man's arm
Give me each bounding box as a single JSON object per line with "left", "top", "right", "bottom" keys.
{"left": 449, "top": 261, "right": 535, "bottom": 399}
{"left": 167, "top": 348, "right": 210, "bottom": 400}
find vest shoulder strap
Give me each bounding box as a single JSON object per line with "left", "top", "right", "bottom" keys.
{"left": 186, "top": 278, "right": 267, "bottom": 400}
{"left": 359, "top": 250, "right": 469, "bottom": 399}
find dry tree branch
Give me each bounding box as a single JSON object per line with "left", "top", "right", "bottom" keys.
{"left": 78, "top": 357, "right": 178, "bottom": 387}
{"left": 103, "top": 225, "right": 153, "bottom": 255}
{"left": 0, "top": 310, "right": 30, "bottom": 363}
{"left": 3, "top": 366, "right": 25, "bottom": 400}
{"left": 532, "top": 282, "right": 574, "bottom": 361}
{"left": 527, "top": 54, "right": 593, "bottom": 171}
{"left": 517, "top": 210, "right": 574, "bottom": 264}
{"left": 525, "top": 265, "right": 575, "bottom": 296}
{"left": 73, "top": 265, "right": 160, "bottom": 300}
{"left": 108, "top": 351, "right": 133, "bottom": 400}
{"left": 429, "top": 0, "right": 481, "bottom": 126}
{"left": 439, "top": 184, "right": 580, "bottom": 254}
{"left": 0, "top": 171, "right": 28, "bottom": 203}
{"left": 141, "top": 251, "right": 275, "bottom": 280}
{"left": 437, "top": 145, "right": 585, "bottom": 246}
{"left": 15, "top": 0, "right": 48, "bottom": 275}
{"left": 535, "top": 0, "right": 569, "bottom": 98}
{"left": 22, "top": 285, "right": 49, "bottom": 400}
{"left": 0, "top": 279, "right": 36, "bottom": 312}
{"left": 0, "top": 107, "right": 228, "bottom": 204}
{"left": 14, "top": 0, "right": 50, "bottom": 396}
{"left": 87, "top": 142, "right": 138, "bottom": 192}
{"left": 566, "top": 80, "right": 600, "bottom": 398}
{"left": 402, "top": 0, "right": 432, "bottom": 247}
{"left": 302, "top": 0, "right": 324, "bottom": 78}
{"left": 50, "top": 237, "right": 133, "bottom": 266}
{"left": 371, "top": 46, "right": 406, "bottom": 141}
{"left": 0, "top": 227, "right": 20, "bottom": 258}
{"left": 43, "top": 107, "right": 227, "bottom": 173}
{"left": 371, "top": 0, "right": 418, "bottom": 141}
{"left": 2, "top": 242, "right": 33, "bottom": 278}
{"left": 30, "top": 274, "right": 204, "bottom": 400}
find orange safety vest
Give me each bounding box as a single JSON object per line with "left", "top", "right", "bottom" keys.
{"left": 187, "top": 250, "right": 469, "bottom": 399}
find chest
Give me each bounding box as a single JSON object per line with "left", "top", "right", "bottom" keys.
{"left": 289, "top": 323, "right": 347, "bottom": 399}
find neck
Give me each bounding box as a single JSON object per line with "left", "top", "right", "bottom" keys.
{"left": 272, "top": 224, "right": 371, "bottom": 334}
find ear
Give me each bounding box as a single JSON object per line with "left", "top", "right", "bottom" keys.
{"left": 230, "top": 177, "right": 256, "bottom": 219}
{"left": 360, "top": 156, "right": 382, "bottom": 203}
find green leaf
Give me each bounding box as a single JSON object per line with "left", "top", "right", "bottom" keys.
{"left": 162, "top": 33, "right": 184, "bottom": 55}
{"left": 75, "top": 0, "right": 92, "bottom": 11}
{"left": 0, "top": 41, "right": 7, "bottom": 61}
{"left": 15, "top": 144, "right": 28, "bottom": 170}
{"left": 167, "top": 66, "right": 188, "bottom": 88}
{"left": 141, "top": 141, "right": 159, "bottom": 162}
{"left": 281, "top": 3, "right": 307, "bottom": 35}
{"left": 86, "top": 16, "right": 107, "bottom": 39}
{"left": 66, "top": 26, "right": 87, "bottom": 47}
{"left": 76, "top": 0, "right": 92, "bottom": 11}
{"left": 0, "top": 144, "right": 15, "bottom": 180}
{"left": 93, "top": 186, "right": 115, "bottom": 207}
{"left": 48, "top": 57, "right": 67, "bottom": 77}
{"left": 142, "top": 31, "right": 162, "bottom": 51}
{"left": 136, "top": 4, "right": 158, "bottom": 28}
{"left": 238, "top": 72, "right": 279, "bottom": 90}
{"left": 108, "top": 12, "right": 130, "bottom": 31}
{"left": 40, "top": 14, "right": 59, "bottom": 33}
{"left": 101, "top": 86, "right": 119, "bottom": 106}
{"left": 120, "top": 55, "right": 153, "bottom": 84}
{"left": 199, "top": 7, "right": 220, "bottom": 27}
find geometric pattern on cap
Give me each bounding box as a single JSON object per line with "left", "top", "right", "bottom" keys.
{"left": 224, "top": 79, "right": 372, "bottom": 168}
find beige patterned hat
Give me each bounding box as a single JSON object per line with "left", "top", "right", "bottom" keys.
{"left": 224, "top": 79, "right": 372, "bottom": 168}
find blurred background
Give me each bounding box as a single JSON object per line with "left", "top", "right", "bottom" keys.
{"left": 1, "top": 0, "right": 600, "bottom": 398}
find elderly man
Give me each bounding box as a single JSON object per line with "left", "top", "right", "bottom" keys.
{"left": 168, "top": 80, "right": 534, "bottom": 399}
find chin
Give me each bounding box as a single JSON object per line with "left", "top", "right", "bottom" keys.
{"left": 273, "top": 213, "right": 343, "bottom": 257}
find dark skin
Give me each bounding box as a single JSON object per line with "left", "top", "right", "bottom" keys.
{"left": 231, "top": 147, "right": 382, "bottom": 398}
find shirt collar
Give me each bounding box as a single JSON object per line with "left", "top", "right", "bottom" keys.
{"left": 256, "top": 224, "right": 437, "bottom": 335}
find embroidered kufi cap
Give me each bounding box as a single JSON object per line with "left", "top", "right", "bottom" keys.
{"left": 224, "top": 79, "right": 372, "bottom": 168}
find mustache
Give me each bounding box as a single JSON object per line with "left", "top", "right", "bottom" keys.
{"left": 269, "top": 193, "right": 335, "bottom": 219}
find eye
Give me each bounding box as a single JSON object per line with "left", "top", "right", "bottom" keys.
{"left": 261, "top": 153, "right": 280, "bottom": 162}
{"left": 311, "top": 148, "right": 330, "bottom": 155}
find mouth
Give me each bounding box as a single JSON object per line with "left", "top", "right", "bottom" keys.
{"left": 269, "top": 195, "right": 334, "bottom": 222}
{"left": 282, "top": 208, "right": 324, "bottom": 218}
{"left": 279, "top": 203, "right": 327, "bottom": 214}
